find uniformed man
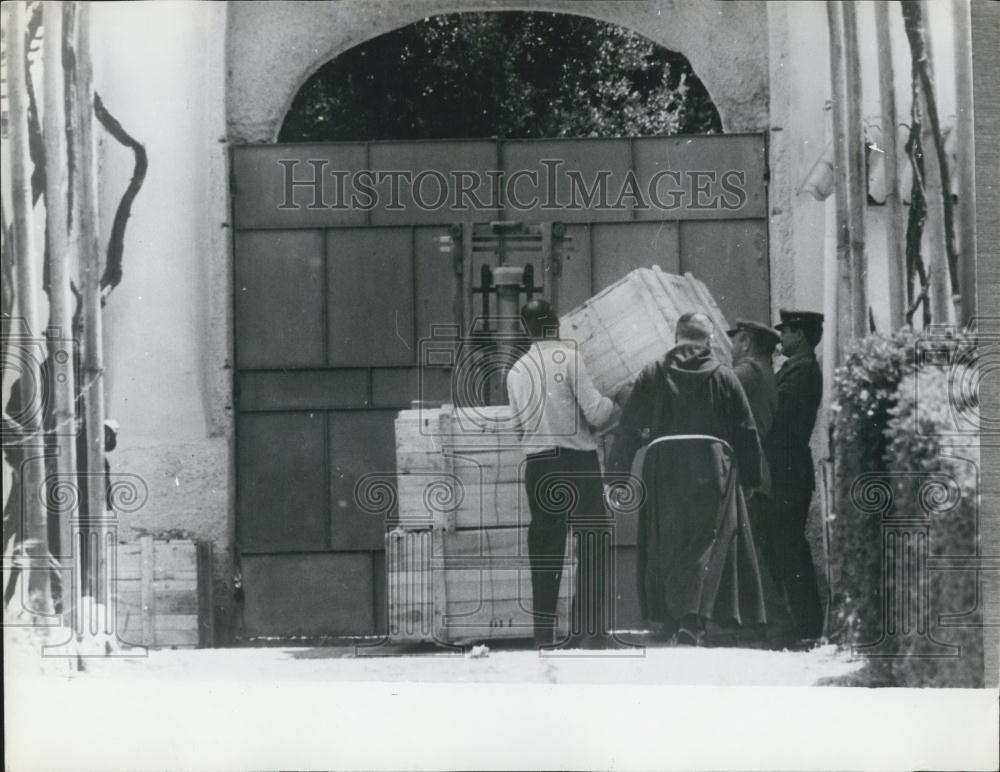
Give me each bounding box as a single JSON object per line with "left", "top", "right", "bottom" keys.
{"left": 727, "top": 319, "right": 780, "bottom": 489}
{"left": 763, "top": 309, "right": 825, "bottom": 642}
{"left": 728, "top": 319, "right": 793, "bottom": 642}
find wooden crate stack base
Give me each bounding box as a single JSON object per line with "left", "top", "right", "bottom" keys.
{"left": 115, "top": 536, "right": 214, "bottom": 648}
{"left": 392, "top": 406, "right": 572, "bottom": 644}
{"left": 386, "top": 523, "right": 572, "bottom": 644}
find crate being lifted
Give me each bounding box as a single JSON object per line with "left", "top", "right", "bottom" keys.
{"left": 388, "top": 266, "right": 732, "bottom": 645}
{"left": 561, "top": 266, "right": 732, "bottom": 399}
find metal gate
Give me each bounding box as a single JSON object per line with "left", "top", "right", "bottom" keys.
{"left": 230, "top": 134, "right": 768, "bottom": 638}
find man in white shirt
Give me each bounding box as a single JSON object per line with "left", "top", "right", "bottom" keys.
{"left": 506, "top": 299, "right": 617, "bottom": 648}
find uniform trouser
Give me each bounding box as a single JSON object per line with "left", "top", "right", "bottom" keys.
{"left": 524, "top": 448, "right": 610, "bottom": 646}
{"left": 766, "top": 483, "right": 823, "bottom": 639}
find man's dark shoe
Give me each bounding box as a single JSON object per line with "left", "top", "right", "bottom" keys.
{"left": 673, "top": 627, "right": 705, "bottom": 647}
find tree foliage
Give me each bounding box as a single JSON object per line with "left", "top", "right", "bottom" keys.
{"left": 280, "top": 12, "right": 721, "bottom": 142}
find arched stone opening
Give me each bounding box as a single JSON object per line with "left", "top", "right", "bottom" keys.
{"left": 277, "top": 11, "right": 722, "bottom": 143}
{"left": 226, "top": 1, "right": 768, "bottom": 143}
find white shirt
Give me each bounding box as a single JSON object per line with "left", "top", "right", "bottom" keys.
{"left": 505, "top": 339, "right": 615, "bottom": 453}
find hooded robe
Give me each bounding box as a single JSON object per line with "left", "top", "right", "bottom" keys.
{"left": 609, "top": 343, "right": 767, "bottom": 627}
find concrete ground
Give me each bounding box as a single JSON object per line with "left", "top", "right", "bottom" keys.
{"left": 8, "top": 632, "right": 862, "bottom": 686}
{"left": 10, "top": 633, "right": 996, "bottom": 772}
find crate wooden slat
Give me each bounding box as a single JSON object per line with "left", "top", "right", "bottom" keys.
{"left": 114, "top": 536, "right": 214, "bottom": 648}
{"left": 386, "top": 527, "right": 434, "bottom": 639}
{"left": 561, "top": 266, "right": 732, "bottom": 397}
{"left": 392, "top": 405, "right": 573, "bottom": 644}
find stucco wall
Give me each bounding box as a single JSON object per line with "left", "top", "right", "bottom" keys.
{"left": 766, "top": 0, "right": 959, "bottom": 382}
{"left": 94, "top": 1, "right": 234, "bottom": 640}
{"left": 226, "top": 0, "right": 770, "bottom": 143}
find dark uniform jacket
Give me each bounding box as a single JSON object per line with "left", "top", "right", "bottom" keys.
{"left": 732, "top": 357, "right": 778, "bottom": 439}
{"left": 733, "top": 356, "right": 778, "bottom": 497}
{"left": 764, "top": 351, "right": 822, "bottom": 492}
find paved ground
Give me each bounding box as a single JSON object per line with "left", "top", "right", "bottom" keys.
{"left": 8, "top": 633, "right": 862, "bottom": 685}
{"left": 12, "top": 634, "right": 996, "bottom": 772}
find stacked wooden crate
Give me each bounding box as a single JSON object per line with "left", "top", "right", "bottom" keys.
{"left": 562, "top": 267, "right": 732, "bottom": 398}
{"left": 389, "top": 405, "right": 572, "bottom": 644}
{"left": 115, "top": 536, "right": 214, "bottom": 648}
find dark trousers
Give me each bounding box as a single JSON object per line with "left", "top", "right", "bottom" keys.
{"left": 766, "top": 483, "right": 823, "bottom": 639}
{"left": 524, "top": 448, "right": 611, "bottom": 646}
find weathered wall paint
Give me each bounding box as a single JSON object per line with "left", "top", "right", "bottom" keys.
{"left": 93, "top": 1, "right": 234, "bottom": 640}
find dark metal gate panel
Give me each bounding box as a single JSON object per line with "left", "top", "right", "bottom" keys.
{"left": 232, "top": 143, "right": 369, "bottom": 229}
{"left": 500, "top": 138, "right": 632, "bottom": 223}
{"left": 238, "top": 369, "right": 369, "bottom": 411}
{"left": 632, "top": 135, "right": 767, "bottom": 221}
{"left": 590, "top": 221, "right": 681, "bottom": 293}
{"left": 413, "top": 226, "right": 464, "bottom": 343}
{"left": 231, "top": 134, "right": 769, "bottom": 639}
{"left": 235, "top": 230, "right": 326, "bottom": 368}
{"left": 241, "top": 553, "right": 375, "bottom": 636}
{"left": 556, "top": 224, "right": 593, "bottom": 311}
{"left": 368, "top": 141, "right": 498, "bottom": 226}
{"left": 237, "top": 412, "right": 329, "bottom": 553}
{"left": 680, "top": 219, "right": 770, "bottom": 323}
{"left": 326, "top": 228, "right": 415, "bottom": 366}
{"left": 328, "top": 410, "right": 396, "bottom": 551}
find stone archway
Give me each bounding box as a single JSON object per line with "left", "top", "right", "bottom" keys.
{"left": 226, "top": 0, "right": 769, "bottom": 143}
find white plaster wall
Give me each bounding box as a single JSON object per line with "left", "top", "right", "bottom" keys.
{"left": 856, "top": 0, "right": 957, "bottom": 139}
{"left": 769, "top": 0, "right": 959, "bottom": 337}
{"left": 767, "top": 0, "right": 830, "bottom": 318}
{"left": 93, "top": 1, "right": 233, "bottom": 638}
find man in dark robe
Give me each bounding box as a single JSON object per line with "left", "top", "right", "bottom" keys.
{"left": 609, "top": 312, "right": 766, "bottom": 645}
{"left": 763, "top": 309, "right": 825, "bottom": 642}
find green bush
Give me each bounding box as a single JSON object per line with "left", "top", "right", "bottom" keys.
{"left": 829, "top": 329, "right": 983, "bottom": 686}
{"left": 829, "top": 329, "right": 919, "bottom": 654}
{"left": 883, "top": 369, "right": 982, "bottom": 687}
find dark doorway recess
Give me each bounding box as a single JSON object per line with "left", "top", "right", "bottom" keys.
{"left": 279, "top": 11, "right": 722, "bottom": 143}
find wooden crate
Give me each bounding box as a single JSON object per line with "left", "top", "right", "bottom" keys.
{"left": 385, "top": 522, "right": 572, "bottom": 644}
{"left": 114, "top": 537, "right": 214, "bottom": 648}
{"left": 561, "top": 266, "right": 732, "bottom": 397}
{"left": 386, "top": 528, "right": 434, "bottom": 640}
{"left": 391, "top": 406, "right": 572, "bottom": 644}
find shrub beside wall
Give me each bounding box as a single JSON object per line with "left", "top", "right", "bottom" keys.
{"left": 883, "top": 369, "right": 982, "bottom": 687}
{"left": 829, "top": 330, "right": 918, "bottom": 654}
{"left": 829, "top": 329, "right": 983, "bottom": 687}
